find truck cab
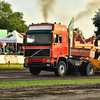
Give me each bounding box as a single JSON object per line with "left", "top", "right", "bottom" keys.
{"left": 24, "top": 23, "right": 69, "bottom": 76}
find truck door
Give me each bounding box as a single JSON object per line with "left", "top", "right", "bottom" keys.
{"left": 53, "top": 34, "right": 63, "bottom": 57}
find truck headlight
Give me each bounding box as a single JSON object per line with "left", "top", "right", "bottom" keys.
{"left": 46, "top": 59, "right": 50, "bottom": 62}
{"left": 25, "top": 59, "right": 28, "bottom": 63}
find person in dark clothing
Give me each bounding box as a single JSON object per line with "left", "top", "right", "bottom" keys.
{"left": 95, "top": 49, "right": 100, "bottom": 59}
{"left": 9, "top": 46, "right": 15, "bottom": 54}
{"left": 17, "top": 46, "right": 23, "bottom": 55}
{"left": 5, "top": 44, "right": 10, "bottom": 55}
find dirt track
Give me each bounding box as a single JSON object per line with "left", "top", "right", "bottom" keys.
{"left": 1, "top": 70, "right": 100, "bottom": 100}
{"left": 1, "top": 83, "right": 100, "bottom": 100}
{"left": 1, "top": 69, "right": 100, "bottom": 82}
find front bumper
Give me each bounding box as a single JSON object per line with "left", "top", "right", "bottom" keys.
{"left": 24, "top": 62, "right": 55, "bottom": 68}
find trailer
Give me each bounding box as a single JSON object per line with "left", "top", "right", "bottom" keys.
{"left": 24, "top": 22, "right": 99, "bottom": 77}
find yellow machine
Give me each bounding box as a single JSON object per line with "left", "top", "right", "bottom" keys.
{"left": 90, "top": 58, "right": 100, "bottom": 72}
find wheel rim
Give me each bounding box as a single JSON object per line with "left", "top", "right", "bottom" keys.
{"left": 88, "top": 65, "right": 94, "bottom": 75}
{"left": 59, "top": 64, "right": 65, "bottom": 74}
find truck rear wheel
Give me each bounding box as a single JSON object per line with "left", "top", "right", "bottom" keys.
{"left": 29, "top": 67, "right": 41, "bottom": 75}
{"left": 86, "top": 62, "right": 95, "bottom": 76}
{"left": 54, "top": 61, "right": 67, "bottom": 77}
{"left": 79, "top": 62, "right": 95, "bottom": 76}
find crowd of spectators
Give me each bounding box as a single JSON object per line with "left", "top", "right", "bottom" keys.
{"left": 0, "top": 43, "right": 24, "bottom": 55}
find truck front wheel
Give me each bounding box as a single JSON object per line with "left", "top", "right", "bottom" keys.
{"left": 29, "top": 67, "right": 41, "bottom": 75}
{"left": 54, "top": 61, "right": 67, "bottom": 77}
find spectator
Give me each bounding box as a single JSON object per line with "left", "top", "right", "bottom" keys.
{"left": 10, "top": 46, "right": 15, "bottom": 54}
{"left": 21, "top": 46, "right": 24, "bottom": 55}
{"left": 0, "top": 46, "right": 2, "bottom": 54}
{"left": 5, "top": 44, "right": 10, "bottom": 55}
{"left": 1, "top": 46, "right": 4, "bottom": 53}
{"left": 17, "top": 46, "right": 23, "bottom": 55}
{"left": 94, "top": 49, "right": 100, "bottom": 59}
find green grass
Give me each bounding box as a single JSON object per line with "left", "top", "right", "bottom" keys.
{"left": 0, "top": 79, "right": 100, "bottom": 87}
{"left": 0, "top": 64, "right": 26, "bottom": 70}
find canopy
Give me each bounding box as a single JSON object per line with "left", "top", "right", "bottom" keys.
{"left": 0, "top": 30, "right": 23, "bottom": 43}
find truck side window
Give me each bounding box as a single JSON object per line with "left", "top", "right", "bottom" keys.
{"left": 54, "top": 34, "right": 58, "bottom": 43}
{"left": 54, "top": 34, "right": 62, "bottom": 43}
{"left": 59, "top": 35, "right": 62, "bottom": 43}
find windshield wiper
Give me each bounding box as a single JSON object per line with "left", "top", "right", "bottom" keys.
{"left": 30, "top": 49, "right": 43, "bottom": 58}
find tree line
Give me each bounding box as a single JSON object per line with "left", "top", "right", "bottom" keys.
{"left": 0, "top": 0, "right": 28, "bottom": 33}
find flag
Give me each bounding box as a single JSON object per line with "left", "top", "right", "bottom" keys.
{"left": 68, "top": 17, "right": 74, "bottom": 47}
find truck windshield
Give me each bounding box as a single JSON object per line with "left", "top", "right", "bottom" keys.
{"left": 25, "top": 33, "right": 52, "bottom": 46}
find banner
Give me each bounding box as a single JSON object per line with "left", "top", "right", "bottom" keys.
{"left": 0, "top": 55, "right": 24, "bottom": 64}
{"left": 18, "top": 56, "right": 24, "bottom": 63}
{"left": 0, "top": 55, "right": 5, "bottom": 63}
{"left": 4, "top": 55, "right": 18, "bottom": 63}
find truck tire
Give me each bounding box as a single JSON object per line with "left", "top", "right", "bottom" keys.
{"left": 86, "top": 62, "right": 95, "bottom": 76}
{"left": 54, "top": 61, "right": 67, "bottom": 77}
{"left": 29, "top": 67, "right": 41, "bottom": 75}
{"left": 78, "top": 62, "right": 86, "bottom": 75}
{"left": 79, "top": 62, "right": 95, "bottom": 76}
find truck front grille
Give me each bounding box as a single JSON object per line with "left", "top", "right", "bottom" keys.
{"left": 25, "top": 49, "right": 50, "bottom": 58}
{"left": 31, "top": 58, "right": 42, "bottom": 62}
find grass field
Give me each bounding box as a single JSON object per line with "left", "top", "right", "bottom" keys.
{"left": 0, "top": 64, "right": 26, "bottom": 70}
{"left": 0, "top": 64, "right": 100, "bottom": 88}
{"left": 0, "top": 79, "right": 100, "bottom": 87}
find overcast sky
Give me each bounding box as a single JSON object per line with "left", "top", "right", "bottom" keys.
{"left": 3, "top": 0, "right": 100, "bottom": 38}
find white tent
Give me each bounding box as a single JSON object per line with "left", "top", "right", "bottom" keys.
{"left": 0, "top": 30, "right": 23, "bottom": 43}
{"left": 0, "top": 30, "right": 23, "bottom": 54}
